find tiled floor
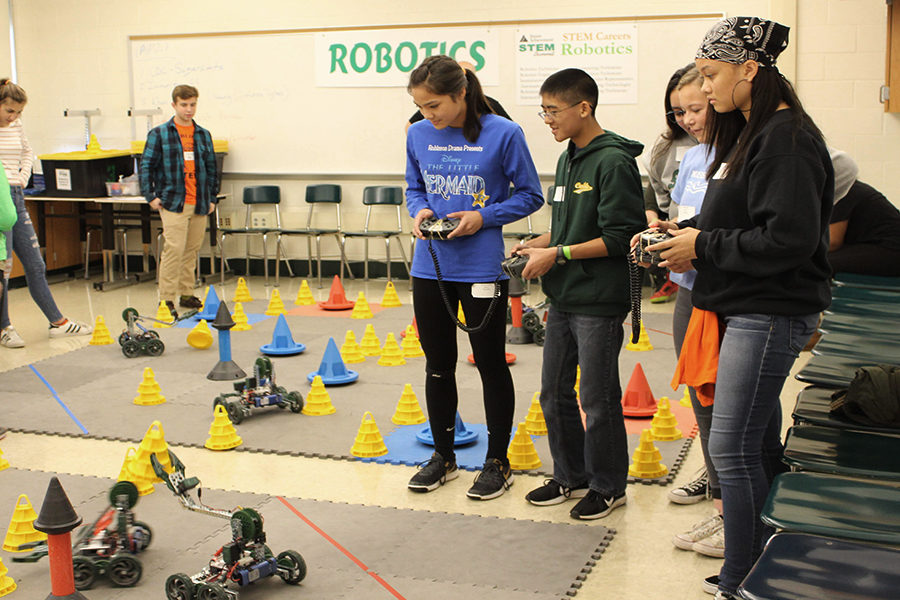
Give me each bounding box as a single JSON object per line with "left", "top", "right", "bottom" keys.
{"left": 0, "top": 272, "right": 810, "bottom": 599}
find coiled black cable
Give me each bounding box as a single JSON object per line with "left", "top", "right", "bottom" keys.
{"left": 627, "top": 253, "right": 643, "bottom": 344}
{"left": 427, "top": 239, "right": 502, "bottom": 334}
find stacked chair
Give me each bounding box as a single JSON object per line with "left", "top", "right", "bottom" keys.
{"left": 737, "top": 273, "right": 900, "bottom": 600}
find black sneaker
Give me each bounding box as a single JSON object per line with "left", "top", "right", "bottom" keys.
{"left": 702, "top": 574, "right": 720, "bottom": 595}
{"left": 668, "top": 467, "right": 710, "bottom": 505}
{"left": 408, "top": 452, "right": 458, "bottom": 493}
{"left": 525, "top": 479, "right": 589, "bottom": 506}
{"left": 570, "top": 490, "right": 626, "bottom": 520}
{"left": 180, "top": 295, "right": 203, "bottom": 309}
{"left": 466, "top": 458, "right": 513, "bottom": 500}
{"left": 164, "top": 300, "right": 179, "bottom": 320}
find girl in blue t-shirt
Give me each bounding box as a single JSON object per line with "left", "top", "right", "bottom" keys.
{"left": 404, "top": 55, "right": 543, "bottom": 501}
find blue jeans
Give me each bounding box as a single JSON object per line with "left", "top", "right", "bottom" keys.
{"left": 710, "top": 313, "right": 817, "bottom": 594}
{"left": 540, "top": 307, "right": 628, "bottom": 495}
{"left": 1, "top": 186, "right": 64, "bottom": 329}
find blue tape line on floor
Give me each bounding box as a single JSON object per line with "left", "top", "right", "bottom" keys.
{"left": 29, "top": 363, "right": 89, "bottom": 434}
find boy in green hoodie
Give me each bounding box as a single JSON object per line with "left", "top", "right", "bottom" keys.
{"left": 514, "top": 68, "right": 645, "bottom": 519}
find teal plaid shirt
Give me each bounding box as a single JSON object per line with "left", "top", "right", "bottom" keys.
{"left": 140, "top": 118, "right": 219, "bottom": 214}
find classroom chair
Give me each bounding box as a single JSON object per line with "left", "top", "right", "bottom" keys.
{"left": 782, "top": 424, "right": 900, "bottom": 481}
{"left": 341, "top": 186, "right": 410, "bottom": 281}
{"left": 791, "top": 385, "right": 900, "bottom": 435}
{"left": 761, "top": 471, "right": 900, "bottom": 545}
{"left": 738, "top": 532, "right": 900, "bottom": 600}
{"left": 832, "top": 271, "right": 900, "bottom": 292}
{"left": 278, "top": 183, "right": 352, "bottom": 288}
{"left": 218, "top": 185, "right": 293, "bottom": 287}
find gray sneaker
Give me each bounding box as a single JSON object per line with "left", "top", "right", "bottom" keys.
{"left": 466, "top": 458, "right": 514, "bottom": 500}
{"left": 1, "top": 326, "right": 25, "bottom": 348}
{"left": 408, "top": 452, "right": 458, "bottom": 493}
{"left": 673, "top": 513, "right": 724, "bottom": 551}
{"left": 693, "top": 526, "right": 726, "bottom": 558}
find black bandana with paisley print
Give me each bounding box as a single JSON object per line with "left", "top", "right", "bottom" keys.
{"left": 696, "top": 17, "right": 789, "bottom": 67}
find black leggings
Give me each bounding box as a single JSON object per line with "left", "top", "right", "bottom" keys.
{"left": 412, "top": 276, "right": 513, "bottom": 463}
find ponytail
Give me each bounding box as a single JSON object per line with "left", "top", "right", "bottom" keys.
{"left": 0, "top": 79, "right": 26, "bottom": 105}
{"left": 408, "top": 55, "right": 493, "bottom": 143}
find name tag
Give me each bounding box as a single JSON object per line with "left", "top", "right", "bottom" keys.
{"left": 471, "top": 283, "right": 495, "bottom": 299}
{"left": 675, "top": 145, "right": 688, "bottom": 161}
{"left": 712, "top": 163, "right": 728, "bottom": 180}
{"left": 552, "top": 186, "right": 566, "bottom": 203}
{"left": 184, "top": 151, "right": 194, "bottom": 161}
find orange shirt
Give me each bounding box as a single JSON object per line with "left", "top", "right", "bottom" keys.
{"left": 671, "top": 308, "right": 721, "bottom": 407}
{"left": 175, "top": 123, "right": 196, "bottom": 206}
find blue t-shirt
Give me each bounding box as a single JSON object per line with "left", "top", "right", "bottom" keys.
{"left": 669, "top": 143, "right": 712, "bottom": 290}
{"left": 405, "top": 113, "right": 543, "bottom": 282}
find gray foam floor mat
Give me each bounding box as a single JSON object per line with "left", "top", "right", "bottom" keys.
{"left": 0, "top": 468, "right": 614, "bottom": 600}
{"left": 2, "top": 303, "right": 691, "bottom": 485}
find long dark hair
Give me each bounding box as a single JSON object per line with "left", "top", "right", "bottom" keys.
{"left": 650, "top": 63, "right": 694, "bottom": 165}
{"left": 706, "top": 66, "right": 824, "bottom": 179}
{"left": 407, "top": 55, "right": 493, "bottom": 143}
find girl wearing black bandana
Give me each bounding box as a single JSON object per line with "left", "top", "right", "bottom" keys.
{"left": 648, "top": 17, "right": 833, "bottom": 599}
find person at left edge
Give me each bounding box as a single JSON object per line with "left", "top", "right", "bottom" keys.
{"left": 140, "top": 84, "right": 219, "bottom": 318}
{"left": 405, "top": 55, "right": 543, "bottom": 501}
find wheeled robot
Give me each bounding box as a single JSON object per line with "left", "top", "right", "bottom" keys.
{"left": 118, "top": 307, "right": 197, "bottom": 358}
{"left": 213, "top": 356, "right": 304, "bottom": 424}
{"left": 14, "top": 480, "right": 151, "bottom": 590}
{"left": 152, "top": 451, "right": 307, "bottom": 600}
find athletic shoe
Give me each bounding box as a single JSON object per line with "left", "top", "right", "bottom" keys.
{"left": 408, "top": 452, "right": 458, "bottom": 492}
{"left": 48, "top": 318, "right": 93, "bottom": 338}
{"left": 525, "top": 479, "right": 589, "bottom": 506}
{"left": 714, "top": 591, "right": 735, "bottom": 600}
{"left": 466, "top": 458, "right": 513, "bottom": 500}
{"left": 702, "top": 575, "right": 720, "bottom": 595}
{"left": 165, "top": 300, "right": 179, "bottom": 320}
{"left": 650, "top": 278, "right": 678, "bottom": 303}
{"left": 693, "top": 527, "right": 726, "bottom": 558}
{"left": 668, "top": 467, "right": 710, "bottom": 504}
{"left": 180, "top": 295, "right": 203, "bottom": 309}
{"left": 0, "top": 326, "right": 25, "bottom": 348}
{"left": 673, "top": 513, "right": 724, "bottom": 551}
{"left": 570, "top": 490, "right": 626, "bottom": 520}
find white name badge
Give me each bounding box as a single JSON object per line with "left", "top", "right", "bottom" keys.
{"left": 675, "top": 145, "right": 688, "bottom": 162}
{"left": 471, "top": 283, "right": 495, "bottom": 299}
{"left": 553, "top": 186, "right": 566, "bottom": 203}
{"left": 713, "top": 163, "right": 728, "bottom": 180}
{"left": 677, "top": 205, "right": 696, "bottom": 220}
{"left": 184, "top": 151, "right": 195, "bottom": 161}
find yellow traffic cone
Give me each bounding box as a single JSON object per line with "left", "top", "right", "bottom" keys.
{"left": 400, "top": 324, "right": 425, "bottom": 358}
{"left": 295, "top": 279, "right": 315, "bottom": 305}
{"left": 0, "top": 445, "right": 9, "bottom": 472}
{"left": 233, "top": 276, "right": 253, "bottom": 302}
{"left": 205, "top": 405, "right": 243, "bottom": 450}
{"left": 340, "top": 330, "right": 365, "bottom": 364}
{"left": 457, "top": 302, "right": 466, "bottom": 325}
{"left": 381, "top": 281, "right": 402, "bottom": 307}
{"left": 524, "top": 392, "right": 547, "bottom": 435}
{"left": 649, "top": 397, "right": 682, "bottom": 441}
{"left": 187, "top": 319, "right": 214, "bottom": 349}
{"left": 117, "top": 447, "right": 137, "bottom": 481}
{"left": 153, "top": 300, "right": 174, "bottom": 328}
{"left": 391, "top": 384, "right": 426, "bottom": 425}
{"left": 232, "top": 302, "right": 252, "bottom": 331}
{"left": 265, "top": 289, "right": 286, "bottom": 316}
{"left": 626, "top": 321, "right": 654, "bottom": 351}
{"left": 351, "top": 292, "right": 374, "bottom": 319}
{"left": 377, "top": 332, "right": 406, "bottom": 366}
{"left": 118, "top": 445, "right": 154, "bottom": 496}
{"left": 680, "top": 386, "right": 692, "bottom": 408}
{"left": 507, "top": 422, "right": 542, "bottom": 470}
{"left": 126, "top": 420, "right": 172, "bottom": 492}
{"left": 134, "top": 367, "right": 166, "bottom": 406}
{"left": 0, "top": 555, "right": 16, "bottom": 596}
{"left": 88, "top": 315, "right": 114, "bottom": 345}
{"left": 2, "top": 495, "right": 47, "bottom": 552}
{"left": 350, "top": 411, "right": 389, "bottom": 458}
{"left": 302, "top": 376, "right": 336, "bottom": 415}
{"left": 359, "top": 323, "right": 381, "bottom": 357}
{"left": 628, "top": 430, "right": 668, "bottom": 478}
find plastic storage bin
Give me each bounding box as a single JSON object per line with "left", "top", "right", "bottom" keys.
{"left": 38, "top": 135, "right": 134, "bottom": 198}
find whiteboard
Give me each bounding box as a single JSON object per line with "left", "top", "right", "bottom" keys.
{"left": 129, "top": 16, "right": 720, "bottom": 175}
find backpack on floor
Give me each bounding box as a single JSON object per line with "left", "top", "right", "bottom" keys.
{"left": 830, "top": 364, "right": 900, "bottom": 428}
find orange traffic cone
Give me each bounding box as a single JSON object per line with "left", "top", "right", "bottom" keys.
{"left": 350, "top": 411, "right": 388, "bottom": 458}
{"left": 628, "top": 429, "right": 668, "bottom": 478}
{"left": 318, "top": 275, "right": 354, "bottom": 310}
{"left": 507, "top": 422, "right": 541, "bottom": 470}
{"left": 621, "top": 363, "right": 657, "bottom": 417}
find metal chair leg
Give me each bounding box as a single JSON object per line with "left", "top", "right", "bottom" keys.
{"left": 384, "top": 237, "right": 392, "bottom": 281}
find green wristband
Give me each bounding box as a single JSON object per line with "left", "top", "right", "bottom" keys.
{"left": 563, "top": 245, "right": 572, "bottom": 260}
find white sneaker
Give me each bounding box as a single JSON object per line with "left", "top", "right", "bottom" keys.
{"left": 48, "top": 318, "right": 93, "bottom": 338}
{"left": 1, "top": 326, "right": 25, "bottom": 348}
{"left": 673, "top": 513, "right": 723, "bottom": 551}
{"left": 693, "top": 526, "right": 726, "bottom": 558}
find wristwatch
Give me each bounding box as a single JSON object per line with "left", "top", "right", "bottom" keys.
{"left": 555, "top": 245, "right": 568, "bottom": 265}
